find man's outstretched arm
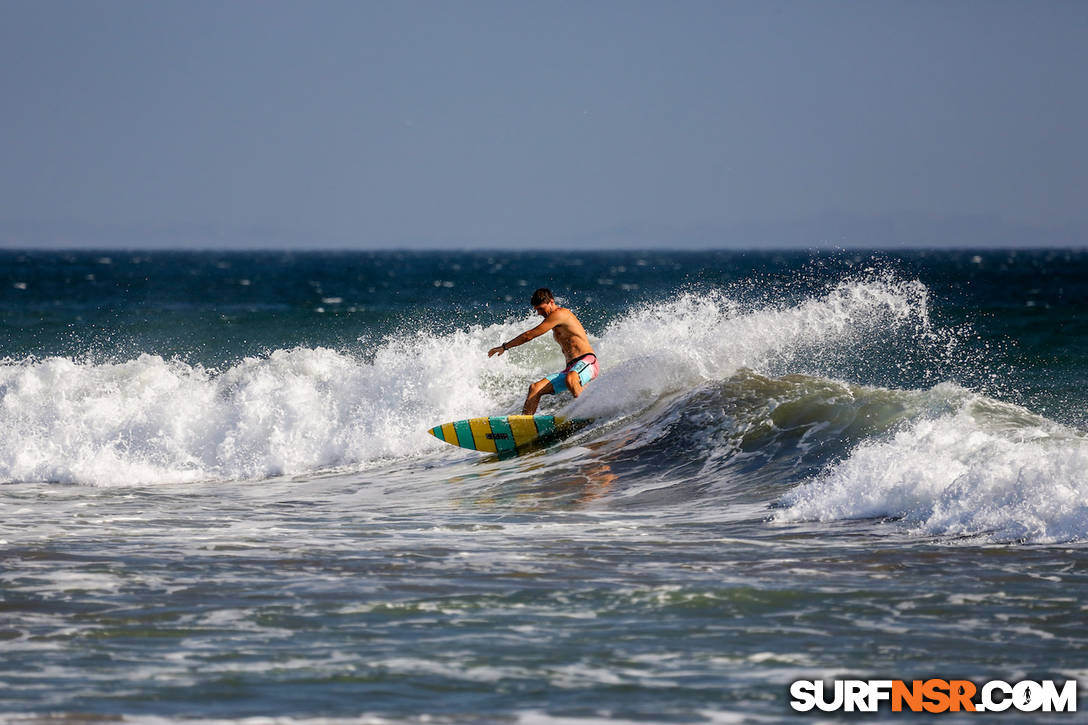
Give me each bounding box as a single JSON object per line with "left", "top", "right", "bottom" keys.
{"left": 488, "top": 312, "right": 563, "bottom": 357}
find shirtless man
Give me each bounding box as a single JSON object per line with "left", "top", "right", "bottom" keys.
{"left": 487, "top": 288, "right": 600, "bottom": 415}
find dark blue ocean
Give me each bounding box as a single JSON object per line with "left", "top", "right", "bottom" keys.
{"left": 1, "top": 249, "right": 1086, "bottom": 723}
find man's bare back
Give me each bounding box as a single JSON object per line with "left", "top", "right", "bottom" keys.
{"left": 487, "top": 288, "right": 599, "bottom": 414}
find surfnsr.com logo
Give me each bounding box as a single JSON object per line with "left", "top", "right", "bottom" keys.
{"left": 789, "top": 679, "right": 1077, "bottom": 713}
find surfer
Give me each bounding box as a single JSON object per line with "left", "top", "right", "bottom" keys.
{"left": 488, "top": 288, "right": 599, "bottom": 415}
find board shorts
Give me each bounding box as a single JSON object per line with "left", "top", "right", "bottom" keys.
{"left": 545, "top": 353, "right": 600, "bottom": 394}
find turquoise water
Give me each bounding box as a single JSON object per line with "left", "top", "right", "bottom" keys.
{"left": 1, "top": 250, "right": 1086, "bottom": 722}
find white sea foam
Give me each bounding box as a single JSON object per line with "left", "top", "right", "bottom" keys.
{"left": 0, "top": 278, "right": 944, "bottom": 486}
{"left": 0, "top": 341, "right": 507, "bottom": 485}
{"left": 775, "top": 393, "right": 1088, "bottom": 543}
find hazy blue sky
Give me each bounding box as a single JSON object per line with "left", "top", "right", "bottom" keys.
{"left": 1, "top": 0, "right": 1086, "bottom": 248}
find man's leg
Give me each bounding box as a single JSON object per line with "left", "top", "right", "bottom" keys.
{"left": 522, "top": 378, "right": 554, "bottom": 415}
{"left": 566, "top": 370, "right": 583, "bottom": 398}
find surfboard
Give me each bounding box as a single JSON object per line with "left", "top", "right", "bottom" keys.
{"left": 428, "top": 415, "right": 590, "bottom": 454}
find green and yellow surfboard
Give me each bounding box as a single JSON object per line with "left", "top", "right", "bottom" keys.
{"left": 428, "top": 415, "right": 589, "bottom": 454}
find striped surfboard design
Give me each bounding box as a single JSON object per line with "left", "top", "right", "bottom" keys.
{"left": 428, "top": 415, "right": 586, "bottom": 454}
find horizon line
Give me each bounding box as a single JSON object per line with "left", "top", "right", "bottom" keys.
{"left": 3, "top": 243, "right": 1088, "bottom": 254}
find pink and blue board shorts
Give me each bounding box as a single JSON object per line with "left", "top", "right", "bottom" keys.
{"left": 545, "top": 353, "right": 600, "bottom": 394}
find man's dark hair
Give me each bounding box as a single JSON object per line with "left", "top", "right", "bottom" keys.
{"left": 530, "top": 288, "right": 554, "bottom": 306}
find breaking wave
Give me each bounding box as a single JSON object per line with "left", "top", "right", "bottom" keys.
{"left": 774, "top": 393, "right": 1088, "bottom": 544}
{"left": 3, "top": 272, "right": 1084, "bottom": 543}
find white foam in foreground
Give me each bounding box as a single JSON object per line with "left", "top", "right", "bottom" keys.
{"left": 775, "top": 396, "right": 1088, "bottom": 544}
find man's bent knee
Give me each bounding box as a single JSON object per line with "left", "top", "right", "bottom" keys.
{"left": 523, "top": 379, "right": 554, "bottom": 415}
{"left": 566, "top": 371, "right": 582, "bottom": 397}
{"left": 528, "top": 379, "right": 553, "bottom": 396}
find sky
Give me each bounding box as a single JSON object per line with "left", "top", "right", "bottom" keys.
{"left": 1, "top": 0, "right": 1086, "bottom": 249}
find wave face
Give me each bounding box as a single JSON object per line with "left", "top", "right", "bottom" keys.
{"left": 600, "top": 373, "right": 961, "bottom": 495}
{"left": 2, "top": 266, "right": 1086, "bottom": 544}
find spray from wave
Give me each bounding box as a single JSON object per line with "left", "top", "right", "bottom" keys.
{"left": 570, "top": 274, "right": 945, "bottom": 419}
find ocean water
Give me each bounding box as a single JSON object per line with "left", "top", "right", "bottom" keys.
{"left": 1, "top": 249, "right": 1086, "bottom": 723}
